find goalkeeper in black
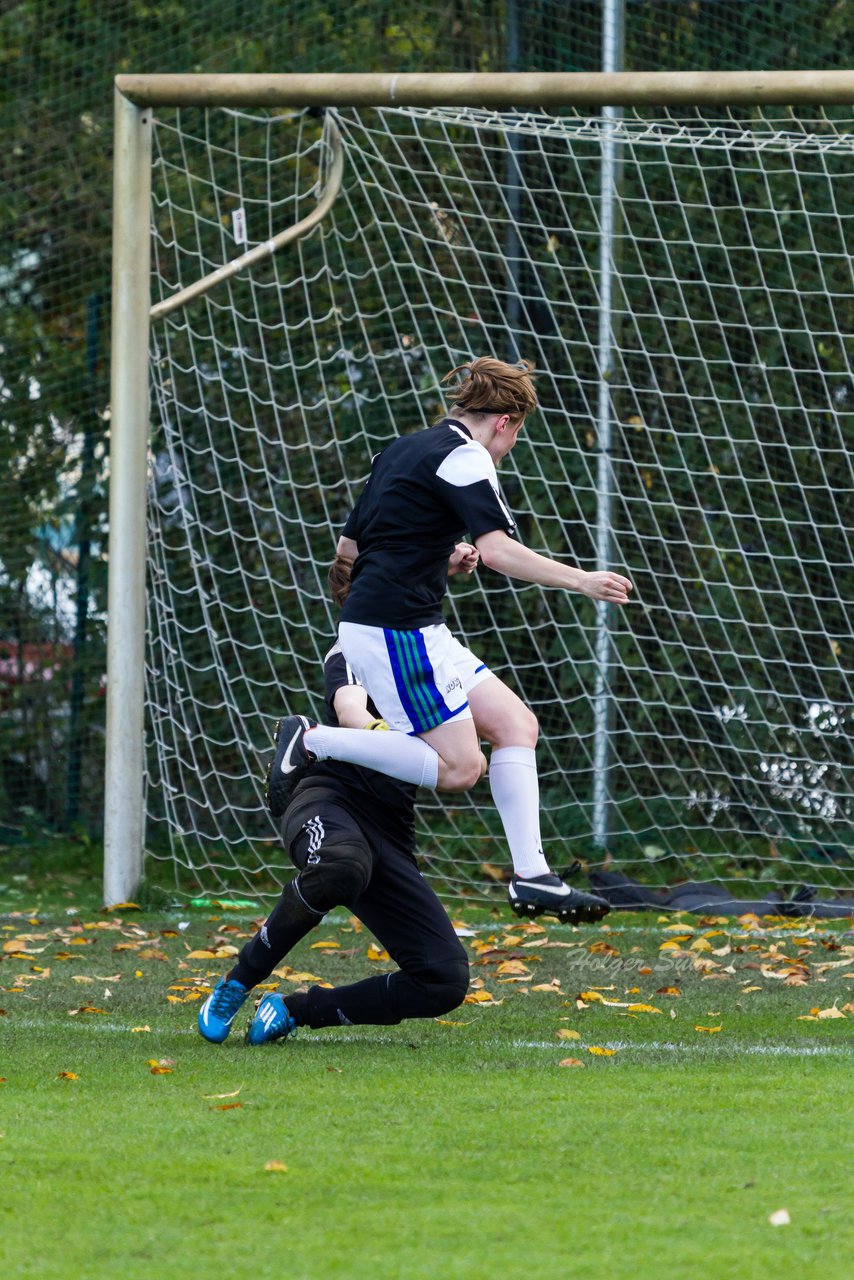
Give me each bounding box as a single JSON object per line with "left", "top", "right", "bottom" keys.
{"left": 198, "top": 571, "right": 471, "bottom": 1044}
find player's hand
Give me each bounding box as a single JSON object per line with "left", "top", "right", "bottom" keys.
{"left": 578, "top": 570, "right": 634, "bottom": 603}
{"left": 448, "top": 541, "right": 480, "bottom": 576}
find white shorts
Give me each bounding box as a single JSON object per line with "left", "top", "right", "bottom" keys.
{"left": 337, "top": 621, "right": 494, "bottom": 735}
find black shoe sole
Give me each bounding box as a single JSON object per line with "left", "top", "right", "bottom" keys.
{"left": 509, "top": 895, "right": 610, "bottom": 926}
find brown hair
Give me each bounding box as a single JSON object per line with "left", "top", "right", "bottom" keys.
{"left": 327, "top": 553, "right": 353, "bottom": 609}
{"left": 441, "top": 356, "right": 537, "bottom": 421}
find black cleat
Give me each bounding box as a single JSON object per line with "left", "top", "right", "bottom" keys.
{"left": 507, "top": 873, "right": 610, "bottom": 925}
{"left": 264, "top": 715, "right": 316, "bottom": 818}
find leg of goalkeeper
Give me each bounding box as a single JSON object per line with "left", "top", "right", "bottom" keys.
{"left": 289, "top": 839, "right": 470, "bottom": 1029}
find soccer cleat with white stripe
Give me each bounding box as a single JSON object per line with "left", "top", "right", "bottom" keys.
{"left": 507, "top": 873, "right": 610, "bottom": 925}
{"left": 197, "top": 977, "right": 250, "bottom": 1043}
{"left": 264, "top": 714, "right": 316, "bottom": 818}
{"left": 245, "top": 993, "right": 298, "bottom": 1046}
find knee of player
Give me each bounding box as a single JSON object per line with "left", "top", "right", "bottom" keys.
{"left": 518, "top": 705, "right": 539, "bottom": 747}
{"left": 300, "top": 839, "right": 372, "bottom": 911}
{"left": 438, "top": 754, "right": 485, "bottom": 792}
{"left": 416, "top": 956, "right": 470, "bottom": 1015}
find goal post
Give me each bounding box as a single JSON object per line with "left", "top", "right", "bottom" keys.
{"left": 106, "top": 71, "right": 854, "bottom": 906}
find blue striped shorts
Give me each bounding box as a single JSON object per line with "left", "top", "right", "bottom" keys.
{"left": 337, "top": 621, "right": 493, "bottom": 735}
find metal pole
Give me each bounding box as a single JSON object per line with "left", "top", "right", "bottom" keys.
{"left": 66, "top": 292, "right": 101, "bottom": 829}
{"left": 503, "top": 0, "right": 523, "bottom": 362}
{"left": 103, "top": 88, "right": 152, "bottom": 905}
{"left": 592, "top": 0, "right": 625, "bottom": 853}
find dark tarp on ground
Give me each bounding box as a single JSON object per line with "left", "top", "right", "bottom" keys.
{"left": 587, "top": 870, "right": 854, "bottom": 920}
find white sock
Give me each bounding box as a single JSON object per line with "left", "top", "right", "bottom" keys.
{"left": 489, "top": 745, "right": 551, "bottom": 879}
{"left": 305, "top": 725, "right": 439, "bottom": 789}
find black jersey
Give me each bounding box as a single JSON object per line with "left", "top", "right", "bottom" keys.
{"left": 340, "top": 418, "right": 516, "bottom": 630}
{"left": 294, "top": 642, "right": 417, "bottom": 853}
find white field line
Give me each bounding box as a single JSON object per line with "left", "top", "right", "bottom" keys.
{"left": 3, "top": 1019, "right": 851, "bottom": 1058}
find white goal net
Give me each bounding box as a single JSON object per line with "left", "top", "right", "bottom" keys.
{"left": 143, "top": 100, "right": 853, "bottom": 902}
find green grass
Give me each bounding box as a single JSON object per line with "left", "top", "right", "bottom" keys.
{"left": 1, "top": 880, "right": 853, "bottom": 1278}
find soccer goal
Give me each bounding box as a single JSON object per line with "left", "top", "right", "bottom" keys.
{"left": 105, "top": 71, "right": 854, "bottom": 906}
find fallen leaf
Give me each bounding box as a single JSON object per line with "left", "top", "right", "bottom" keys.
{"left": 656, "top": 987, "right": 681, "bottom": 996}
{"left": 57, "top": 1072, "right": 79, "bottom": 1080}
{"left": 264, "top": 1160, "right": 288, "bottom": 1172}
{"left": 694, "top": 1025, "right": 723, "bottom": 1033}
{"left": 149, "top": 1065, "right": 173, "bottom": 1075}
{"left": 310, "top": 940, "right": 340, "bottom": 950}
{"left": 578, "top": 990, "right": 604, "bottom": 1002}
{"left": 67, "top": 1006, "right": 108, "bottom": 1016}
{"left": 433, "top": 1018, "right": 473, "bottom": 1026}
{"left": 811, "top": 1005, "right": 846, "bottom": 1019}
{"left": 463, "top": 990, "right": 501, "bottom": 1005}
{"left": 558, "top": 1058, "right": 585, "bottom": 1068}
{"left": 588, "top": 1046, "right": 617, "bottom": 1056}
{"left": 213, "top": 1102, "right": 243, "bottom": 1111}
{"left": 495, "top": 960, "right": 531, "bottom": 976}
{"left": 131, "top": 1025, "right": 151, "bottom": 1033}
{"left": 557, "top": 1028, "right": 581, "bottom": 1040}
{"left": 627, "top": 1003, "right": 663, "bottom": 1014}
{"left": 366, "top": 943, "right": 390, "bottom": 962}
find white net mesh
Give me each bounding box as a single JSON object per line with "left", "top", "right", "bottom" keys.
{"left": 146, "top": 102, "right": 853, "bottom": 901}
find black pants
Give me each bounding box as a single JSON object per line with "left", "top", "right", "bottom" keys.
{"left": 230, "top": 787, "right": 469, "bottom": 1030}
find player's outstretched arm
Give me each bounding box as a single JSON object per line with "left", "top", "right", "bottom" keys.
{"left": 474, "top": 529, "right": 633, "bottom": 604}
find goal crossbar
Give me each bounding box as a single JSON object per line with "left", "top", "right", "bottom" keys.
{"left": 116, "top": 69, "right": 854, "bottom": 109}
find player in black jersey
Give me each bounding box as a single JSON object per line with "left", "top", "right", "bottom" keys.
{"left": 266, "top": 357, "right": 632, "bottom": 923}
{"left": 198, "top": 624, "right": 470, "bottom": 1045}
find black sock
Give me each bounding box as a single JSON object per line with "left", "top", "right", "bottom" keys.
{"left": 227, "top": 879, "right": 322, "bottom": 990}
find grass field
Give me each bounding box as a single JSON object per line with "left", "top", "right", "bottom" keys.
{"left": 1, "top": 872, "right": 852, "bottom": 1279}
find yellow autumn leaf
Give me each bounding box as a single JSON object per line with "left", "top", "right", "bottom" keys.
{"left": 656, "top": 986, "right": 681, "bottom": 996}
{"left": 366, "top": 943, "right": 390, "bottom": 962}
{"left": 67, "top": 1006, "right": 108, "bottom": 1016}
{"left": 264, "top": 1160, "right": 288, "bottom": 1173}
{"left": 694, "top": 1025, "right": 723, "bottom": 1033}
{"left": 495, "top": 960, "right": 531, "bottom": 976}
{"left": 811, "top": 1005, "right": 846, "bottom": 1019}
{"left": 531, "top": 982, "right": 562, "bottom": 993}
{"left": 578, "top": 990, "right": 604, "bottom": 1002}
{"left": 690, "top": 937, "right": 713, "bottom": 952}
{"left": 104, "top": 901, "right": 140, "bottom": 910}
{"left": 310, "top": 940, "right": 340, "bottom": 950}
{"left": 627, "top": 1003, "right": 663, "bottom": 1014}
{"left": 186, "top": 949, "right": 218, "bottom": 959}
{"left": 558, "top": 1057, "right": 585, "bottom": 1068}
{"left": 463, "top": 990, "right": 498, "bottom": 1004}
{"left": 285, "top": 972, "right": 323, "bottom": 983}
{"left": 588, "top": 1046, "right": 617, "bottom": 1056}
{"left": 57, "top": 1071, "right": 79, "bottom": 1080}
{"left": 557, "top": 1028, "right": 581, "bottom": 1040}
{"left": 149, "top": 1065, "right": 173, "bottom": 1075}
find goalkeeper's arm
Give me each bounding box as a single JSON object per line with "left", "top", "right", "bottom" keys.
{"left": 333, "top": 683, "right": 388, "bottom": 731}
